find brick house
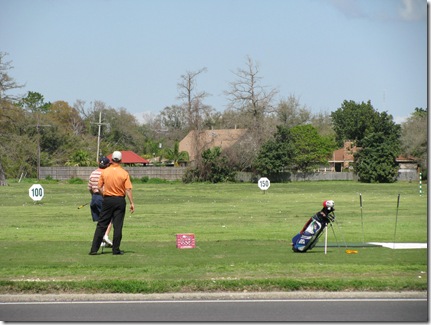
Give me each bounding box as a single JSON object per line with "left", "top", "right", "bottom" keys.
{"left": 328, "top": 141, "right": 359, "bottom": 172}
{"left": 328, "top": 141, "right": 418, "bottom": 175}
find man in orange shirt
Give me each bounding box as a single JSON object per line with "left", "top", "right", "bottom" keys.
{"left": 89, "top": 151, "right": 135, "bottom": 255}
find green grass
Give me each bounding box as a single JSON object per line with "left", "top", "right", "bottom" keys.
{"left": 0, "top": 180, "right": 427, "bottom": 293}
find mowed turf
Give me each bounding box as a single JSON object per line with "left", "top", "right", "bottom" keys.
{"left": 0, "top": 179, "right": 427, "bottom": 293}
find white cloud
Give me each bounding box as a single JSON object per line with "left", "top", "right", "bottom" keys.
{"left": 394, "top": 115, "right": 408, "bottom": 124}
{"left": 328, "top": 0, "right": 365, "bottom": 19}
{"left": 398, "top": 0, "right": 427, "bottom": 21}
{"left": 328, "top": 0, "right": 426, "bottom": 22}
{"left": 133, "top": 111, "right": 157, "bottom": 124}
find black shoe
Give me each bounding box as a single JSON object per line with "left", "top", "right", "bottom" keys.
{"left": 89, "top": 251, "right": 98, "bottom": 255}
{"left": 113, "top": 250, "right": 124, "bottom": 255}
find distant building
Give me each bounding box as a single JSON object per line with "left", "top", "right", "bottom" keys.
{"left": 328, "top": 141, "right": 359, "bottom": 172}
{"left": 106, "top": 150, "right": 150, "bottom": 166}
{"left": 179, "top": 129, "right": 248, "bottom": 164}
{"left": 328, "top": 141, "right": 419, "bottom": 178}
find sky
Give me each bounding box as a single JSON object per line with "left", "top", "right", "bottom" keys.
{"left": 0, "top": 0, "right": 427, "bottom": 124}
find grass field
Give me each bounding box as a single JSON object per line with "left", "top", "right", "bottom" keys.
{"left": 0, "top": 179, "right": 427, "bottom": 293}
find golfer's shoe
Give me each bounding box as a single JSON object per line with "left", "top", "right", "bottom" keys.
{"left": 103, "top": 235, "right": 113, "bottom": 246}
{"left": 100, "top": 242, "right": 106, "bottom": 248}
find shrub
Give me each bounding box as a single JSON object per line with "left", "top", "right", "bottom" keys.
{"left": 68, "top": 177, "right": 84, "bottom": 184}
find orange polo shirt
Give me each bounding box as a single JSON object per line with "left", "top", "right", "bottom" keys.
{"left": 98, "top": 163, "right": 132, "bottom": 197}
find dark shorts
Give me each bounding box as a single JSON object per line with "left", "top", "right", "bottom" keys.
{"left": 90, "top": 193, "right": 103, "bottom": 222}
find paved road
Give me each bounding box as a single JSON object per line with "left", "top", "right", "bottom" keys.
{"left": 0, "top": 292, "right": 428, "bottom": 322}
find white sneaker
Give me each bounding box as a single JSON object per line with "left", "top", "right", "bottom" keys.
{"left": 103, "top": 235, "right": 113, "bottom": 246}
{"left": 100, "top": 242, "right": 106, "bottom": 247}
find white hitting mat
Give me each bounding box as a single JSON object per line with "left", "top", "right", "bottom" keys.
{"left": 368, "top": 242, "right": 427, "bottom": 249}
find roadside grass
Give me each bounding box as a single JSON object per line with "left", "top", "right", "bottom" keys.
{"left": 0, "top": 180, "right": 427, "bottom": 293}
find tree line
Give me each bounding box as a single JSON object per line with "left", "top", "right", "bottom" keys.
{"left": 0, "top": 52, "right": 427, "bottom": 184}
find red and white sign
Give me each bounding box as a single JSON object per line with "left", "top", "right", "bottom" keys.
{"left": 176, "top": 234, "right": 196, "bottom": 249}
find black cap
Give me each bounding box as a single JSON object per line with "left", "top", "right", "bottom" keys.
{"left": 99, "top": 156, "right": 110, "bottom": 169}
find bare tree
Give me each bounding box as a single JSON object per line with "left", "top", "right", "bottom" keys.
{"left": 177, "top": 67, "right": 212, "bottom": 132}
{"left": 276, "top": 95, "right": 311, "bottom": 127}
{"left": 400, "top": 108, "right": 427, "bottom": 170}
{"left": 177, "top": 68, "right": 213, "bottom": 167}
{"left": 0, "top": 52, "right": 24, "bottom": 102}
{"left": 225, "top": 56, "right": 278, "bottom": 145}
{"left": 310, "top": 110, "right": 335, "bottom": 138}
{"left": 0, "top": 52, "right": 25, "bottom": 185}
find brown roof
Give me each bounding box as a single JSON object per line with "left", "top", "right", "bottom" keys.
{"left": 106, "top": 151, "right": 149, "bottom": 164}
{"left": 179, "top": 129, "right": 248, "bottom": 162}
{"left": 396, "top": 156, "right": 417, "bottom": 163}
{"left": 328, "top": 141, "right": 417, "bottom": 164}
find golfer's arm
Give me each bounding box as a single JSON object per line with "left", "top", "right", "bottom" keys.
{"left": 126, "top": 188, "right": 134, "bottom": 210}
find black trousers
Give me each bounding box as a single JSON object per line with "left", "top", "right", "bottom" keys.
{"left": 90, "top": 196, "right": 126, "bottom": 253}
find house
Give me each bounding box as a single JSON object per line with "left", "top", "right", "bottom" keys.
{"left": 106, "top": 150, "right": 150, "bottom": 166}
{"left": 179, "top": 128, "right": 248, "bottom": 163}
{"left": 395, "top": 155, "right": 419, "bottom": 181}
{"left": 329, "top": 141, "right": 419, "bottom": 174}
{"left": 328, "top": 141, "right": 359, "bottom": 172}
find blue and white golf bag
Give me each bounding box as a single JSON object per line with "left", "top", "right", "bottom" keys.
{"left": 292, "top": 200, "right": 335, "bottom": 253}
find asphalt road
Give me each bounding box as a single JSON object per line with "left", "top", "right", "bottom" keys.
{"left": 0, "top": 291, "right": 428, "bottom": 322}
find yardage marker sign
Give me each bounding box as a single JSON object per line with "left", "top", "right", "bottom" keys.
{"left": 29, "top": 184, "right": 44, "bottom": 201}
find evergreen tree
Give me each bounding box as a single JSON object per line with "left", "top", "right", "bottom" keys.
{"left": 354, "top": 132, "right": 400, "bottom": 183}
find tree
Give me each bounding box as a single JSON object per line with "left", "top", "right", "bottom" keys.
{"left": 253, "top": 125, "right": 294, "bottom": 176}
{"left": 331, "top": 100, "right": 402, "bottom": 182}
{"left": 164, "top": 141, "right": 189, "bottom": 166}
{"left": 183, "top": 147, "right": 235, "bottom": 183}
{"left": 354, "top": 132, "right": 400, "bottom": 183}
{"left": 158, "top": 105, "right": 187, "bottom": 131}
{"left": 310, "top": 110, "right": 335, "bottom": 138}
{"left": 177, "top": 67, "right": 212, "bottom": 132}
{"left": 89, "top": 106, "right": 146, "bottom": 157}
{"left": 48, "top": 101, "right": 84, "bottom": 136}
{"left": 276, "top": 95, "right": 311, "bottom": 127}
{"left": 225, "top": 56, "right": 278, "bottom": 145}
{"left": 0, "top": 52, "right": 25, "bottom": 185}
{"left": 289, "top": 125, "right": 336, "bottom": 172}
{"left": 254, "top": 124, "right": 336, "bottom": 177}
{"left": 222, "top": 132, "right": 258, "bottom": 172}
{"left": 0, "top": 52, "right": 24, "bottom": 102}
{"left": 331, "top": 101, "right": 401, "bottom": 183}
{"left": 17, "top": 91, "right": 52, "bottom": 179}
{"left": 65, "top": 149, "right": 94, "bottom": 167}
{"left": 331, "top": 100, "right": 379, "bottom": 147}
{"left": 400, "top": 108, "right": 427, "bottom": 173}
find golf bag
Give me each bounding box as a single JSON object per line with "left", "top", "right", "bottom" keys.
{"left": 292, "top": 203, "right": 335, "bottom": 253}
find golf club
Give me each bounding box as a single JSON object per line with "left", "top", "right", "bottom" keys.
{"left": 78, "top": 202, "right": 89, "bottom": 209}
{"left": 332, "top": 212, "right": 358, "bottom": 254}
{"left": 359, "top": 193, "right": 365, "bottom": 244}
{"left": 328, "top": 218, "right": 340, "bottom": 248}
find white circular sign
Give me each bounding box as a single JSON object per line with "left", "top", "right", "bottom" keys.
{"left": 29, "top": 184, "right": 44, "bottom": 201}
{"left": 258, "top": 177, "right": 270, "bottom": 191}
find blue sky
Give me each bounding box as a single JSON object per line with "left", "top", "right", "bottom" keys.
{"left": 0, "top": 0, "right": 427, "bottom": 124}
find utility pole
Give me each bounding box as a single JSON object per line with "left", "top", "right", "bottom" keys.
{"left": 91, "top": 111, "right": 110, "bottom": 162}
{"left": 34, "top": 116, "right": 51, "bottom": 180}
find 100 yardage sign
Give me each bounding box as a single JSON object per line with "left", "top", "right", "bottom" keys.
{"left": 29, "top": 184, "right": 44, "bottom": 201}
